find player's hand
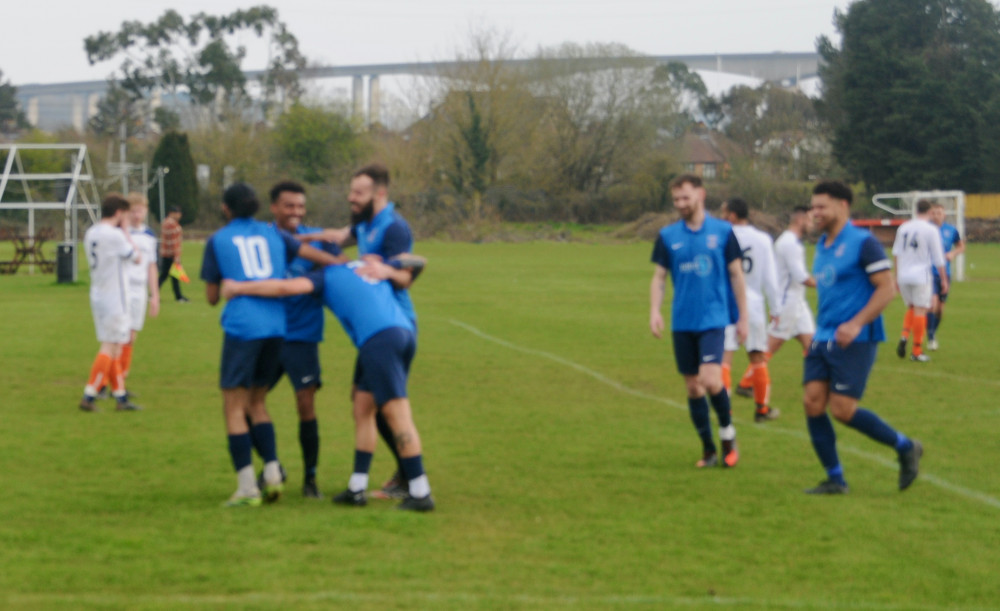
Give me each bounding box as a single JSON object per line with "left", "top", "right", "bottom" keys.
{"left": 354, "top": 258, "right": 392, "bottom": 281}
{"left": 220, "top": 279, "right": 240, "bottom": 300}
{"left": 940, "top": 277, "right": 949, "bottom": 295}
{"left": 736, "top": 317, "right": 749, "bottom": 345}
{"left": 834, "top": 320, "right": 861, "bottom": 348}
{"left": 149, "top": 295, "right": 160, "bottom": 318}
{"left": 650, "top": 312, "right": 664, "bottom": 339}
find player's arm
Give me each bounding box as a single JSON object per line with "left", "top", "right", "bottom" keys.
{"left": 834, "top": 238, "right": 894, "bottom": 347}
{"left": 356, "top": 253, "right": 427, "bottom": 283}
{"left": 724, "top": 231, "right": 749, "bottom": 343}
{"left": 200, "top": 238, "right": 221, "bottom": 306}
{"left": 375, "top": 223, "right": 417, "bottom": 289}
{"left": 147, "top": 259, "right": 160, "bottom": 317}
{"left": 649, "top": 264, "right": 668, "bottom": 339}
{"left": 295, "top": 225, "right": 355, "bottom": 248}
{"left": 221, "top": 277, "right": 315, "bottom": 300}
{"left": 299, "top": 242, "right": 348, "bottom": 266}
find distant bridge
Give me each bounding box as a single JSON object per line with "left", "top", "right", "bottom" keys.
{"left": 14, "top": 52, "right": 819, "bottom": 131}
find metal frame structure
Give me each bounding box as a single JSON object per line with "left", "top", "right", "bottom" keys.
{"left": 872, "top": 190, "right": 966, "bottom": 281}
{"left": 0, "top": 144, "right": 101, "bottom": 281}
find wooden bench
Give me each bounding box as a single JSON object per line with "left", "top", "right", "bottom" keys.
{"left": 0, "top": 227, "right": 57, "bottom": 274}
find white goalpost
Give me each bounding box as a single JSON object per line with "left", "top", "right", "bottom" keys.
{"left": 871, "top": 190, "right": 966, "bottom": 281}
{"left": 0, "top": 144, "right": 101, "bottom": 282}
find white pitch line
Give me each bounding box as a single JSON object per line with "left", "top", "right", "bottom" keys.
{"left": 879, "top": 365, "right": 1000, "bottom": 388}
{"left": 449, "top": 319, "right": 1000, "bottom": 511}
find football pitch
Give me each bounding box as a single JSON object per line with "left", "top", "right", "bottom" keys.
{"left": 1, "top": 240, "right": 998, "bottom": 610}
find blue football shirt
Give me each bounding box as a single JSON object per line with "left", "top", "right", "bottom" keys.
{"left": 351, "top": 202, "right": 416, "bottom": 323}
{"left": 812, "top": 223, "right": 890, "bottom": 343}
{"left": 650, "top": 216, "right": 742, "bottom": 332}
{"left": 307, "top": 262, "right": 414, "bottom": 348}
{"left": 933, "top": 223, "right": 961, "bottom": 278}
{"left": 282, "top": 225, "right": 341, "bottom": 343}
{"left": 201, "top": 218, "right": 301, "bottom": 340}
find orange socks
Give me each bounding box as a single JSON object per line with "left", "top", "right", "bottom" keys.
{"left": 752, "top": 362, "right": 771, "bottom": 407}
{"left": 901, "top": 307, "right": 914, "bottom": 340}
{"left": 85, "top": 353, "right": 113, "bottom": 396}
{"left": 119, "top": 343, "right": 133, "bottom": 380}
{"left": 912, "top": 314, "right": 927, "bottom": 355}
{"left": 721, "top": 363, "right": 732, "bottom": 393}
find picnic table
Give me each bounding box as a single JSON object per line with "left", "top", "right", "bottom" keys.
{"left": 0, "top": 227, "right": 56, "bottom": 274}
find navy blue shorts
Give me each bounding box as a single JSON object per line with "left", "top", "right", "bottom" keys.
{"left": 267, "top": 341, "right": 322, "bottom": 391}
{"left": 933, "top": 275, "right": 949, "bottom": 303}
{"left": 220, "top": 334, "right": 284, "bottom": 389}
{"left": 803, "top": 340, "right": 878, "bottom": 399}
{"left": 672, "top": 328, "right": 725, "bottom": 376}
{"left": 353, "top": 327, "right": 416, "bottom": 407}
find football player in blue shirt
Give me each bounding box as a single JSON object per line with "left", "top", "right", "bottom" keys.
{"left": 220, "top": 254, "right": 435, "bottom": 512}
{"left": 266, "top": 181, "right": 346, "bottom": 499}
{"left": 803, "top": 181, "right": 923, "bottom": 494}
{"left": 650, "top": 174, "right": 749, "bottom": 469}
{"left": 926, "top": 201, "right": 965, "bottom": 350}
{"left": 201, "top": 183, "right": 340, "bottom": 507}
{"left": 310, "top": 163, "right": 417, "bottom": 499}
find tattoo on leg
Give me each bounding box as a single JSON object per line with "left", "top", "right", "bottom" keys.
{"left": 394, "top": 432, "right": 412, "bottom": 451}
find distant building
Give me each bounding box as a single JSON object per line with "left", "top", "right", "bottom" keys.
{"left": 675, "top": 125, "right": 743, "bottom": 181}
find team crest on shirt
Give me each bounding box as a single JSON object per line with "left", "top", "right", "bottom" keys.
{"left": 706, "top": 234, "right": 718, "bottom": 249}
{"left": 817, "top": 264, "right": 837, "bottom": 287}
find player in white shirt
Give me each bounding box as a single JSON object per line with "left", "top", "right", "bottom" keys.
{"left": 892, "top": 199, "right": 947, "bottom": 362}
{"left": 79, "top": 194, "right": 143, "bottom": 412}
{"left": 120, "top": 193, "right": 160, "bottom": 388}
{"left": 719, "top": 198, "right": 783, "bottom": 422}
{"left": 736, "top": 206, "right": 818, "bottom": 398}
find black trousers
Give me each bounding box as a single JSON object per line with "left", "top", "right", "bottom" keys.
{"left": 157, "top": 256, "right": 185, "bottom": 300}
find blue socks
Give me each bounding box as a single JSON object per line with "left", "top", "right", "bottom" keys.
{"left": 227, "top": 433, "right": 253, "bottom": 472}
{"left": 847, "top": 408, "right": 912, "bottom": 452}
{"left": 807, "top": 414, "right": 845, "bottom": 485}
{"left": 250, "top": 422, "right": 278, "bottom": 463}
{"left": 299, "top": 419, "right": 319, "bottom": 478}
{"left": 353, "top": 450, "right": 373, "bottom": 476}
{"left": 688, "top": 396, "right": 715, "bottom": 453}
{"left": 709, "top": 390, "right": 733, "bottom": 428}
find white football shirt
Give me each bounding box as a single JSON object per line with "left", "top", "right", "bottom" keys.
{"left": 773, "top": 229, "right": 811, "bottom": 305}
{"left": 125, "top": 225, "right": 158, "bottom": 292}
{"left": 84, "top": 223, "right": 135, "bottom": 313}
{"left": 732, "top": 224, "right": 782, "bottom": 318}
{"left": 892, "top": 218, "right": 945, "bottom": 285}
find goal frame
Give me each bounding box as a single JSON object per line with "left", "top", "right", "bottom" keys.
{"left": 871, "top": 190, "right": 965, "bottom": 281}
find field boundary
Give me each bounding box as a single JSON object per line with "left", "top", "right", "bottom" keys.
{"left": 448, "top": 318, "right": 1000, "bottom": 512}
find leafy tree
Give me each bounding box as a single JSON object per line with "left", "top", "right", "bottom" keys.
{"left": 529, "top": 43, "right": 656, "bottom": 193}
{"left": 84, "top": 6, "right": 306, "bottom": 125}
{"left": 148, "top": 132, "right": 198, "bottom": 223}
{"left": 646, "top": 62, "right": 713, "bottom": 136}
{"left": 88, "top": 81, "right": 148, "bottom": 138}
{"left": 818, "top": 0, "right": 1000, "bottom": 192}
{"left": 0, "top": 69, "right": 29, "bottom": 135}
{"left": 272, "top": 103, "right": 359, "bottom": 184}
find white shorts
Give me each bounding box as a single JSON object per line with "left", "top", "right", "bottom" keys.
{"left": 899, "top": 283, "right": 933, "bottom": 309}
{"left": 768, "top": 298, "right": 815, "bottom": 341}
{"left": 128, "top": 293, "right": 148, "bottom": 332}
{"left": 725, "top": 316, "right": 768, "bottom": 354}
{"left": 91, "top": 299, "right": 131, "bottom": 344}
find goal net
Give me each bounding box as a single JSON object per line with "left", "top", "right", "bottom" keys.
{"left": 871, "top": 190, "right": 965, "bottom": 281}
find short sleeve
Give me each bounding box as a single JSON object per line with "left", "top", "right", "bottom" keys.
{"left": 650, "top": 235, "right": 670, "bottom": 268}
{"left": 380, "top": 222, "right": 413, "bottom": 258}
{"left": 723, "top": 230, "right": 742, "bottom": 265}
{"left": 278, "top": 228, "right": 302, "bottom": 261}
{"left": 859, "top": 235, "right": 891, "bottom": 275}
{"left": 200, "top": 237, "right": 221, "bottom": 283}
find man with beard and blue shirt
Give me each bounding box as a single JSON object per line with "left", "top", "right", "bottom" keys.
{"left": 802, "top": 180, "right": 922, "bottom": 495}
{"left": 201, "top": 183, "right": 340, "bottom": 507}
{"left": 650, "top": 174, "right": 748, "bottom": 469}
{"left": 313, "top": 163, "right": 417, "bottom": 499}
{"left": 221, "top": 254, "right": 435, "bottom": 512}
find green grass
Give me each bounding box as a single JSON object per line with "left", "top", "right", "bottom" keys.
{"left": 1, "top": 241, "right": 998, "bottom": 610}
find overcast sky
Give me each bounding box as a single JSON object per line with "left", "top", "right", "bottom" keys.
{"left": 2, "top": 0, "right": 855, "bottom": 86}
